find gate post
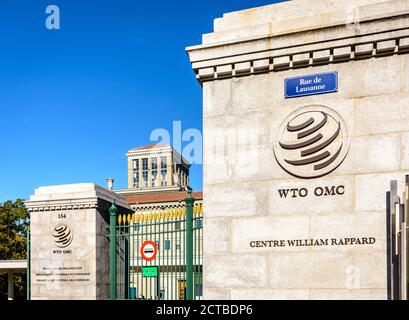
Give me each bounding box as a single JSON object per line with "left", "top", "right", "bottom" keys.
{"left": 185, "top": 189, "right": 195, "bottom": 300}
{"left": 109, "top": 203, "right": 117, "bottom": 300}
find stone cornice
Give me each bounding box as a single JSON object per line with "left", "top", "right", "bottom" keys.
{"left": 26, "top": 197, "right": 98, "bottom": 212}
{"left": 115, "top": 185, "right": 183, "bottom": 195}
{"left": 25, "top": 197, "right": 133, "bottom": 214}
{"left": 186, "top": 12, "right": 409, "bottom": 84}
{"left": 127, "top": 148, "right": 191, "bottom": 167}
{"left": 25, "top": 183, "right": 133, "bottom": 213}
{"left": 126, "top": 148, "right": 172, "bottom": 157}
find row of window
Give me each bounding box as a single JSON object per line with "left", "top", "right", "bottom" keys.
{"left": 133, "top": 157, "right": 168, "bottom": 188}
{"left": 160, "top": 240, "right": 179, "bottom": 251}
{"left": 154, "top": 238, "right": 203, "bottom": 251}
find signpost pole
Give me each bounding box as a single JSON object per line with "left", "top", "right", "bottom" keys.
{"left": 185, "top": 188, "right": 195, "bottom": 300}
{"left": 109, "top": 203, "right": 117, "bottom": 300}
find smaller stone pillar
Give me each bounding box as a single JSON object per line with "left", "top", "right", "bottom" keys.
{"left": 25, "top": 183, "right": 133, "bottom": 300}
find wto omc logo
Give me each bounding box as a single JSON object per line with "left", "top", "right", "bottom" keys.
{"left": 53, "top": 224, "right": 73, "bottom": 248}
{"left": 274, "top": 105, "right": 350, "bottom": 179}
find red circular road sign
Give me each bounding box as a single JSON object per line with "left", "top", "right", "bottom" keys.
{"left": 140, "top": 240, "right": 158, "bottom": 262}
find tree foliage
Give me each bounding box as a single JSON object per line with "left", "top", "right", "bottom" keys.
{"left": 0, "top": 199, "right": 29, "bottom": 300}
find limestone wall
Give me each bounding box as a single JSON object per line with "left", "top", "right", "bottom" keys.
{"left": 187, "top": 0, "right": 409, "bottom": 300}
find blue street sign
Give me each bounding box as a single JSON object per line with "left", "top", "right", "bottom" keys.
{"left": 284, "top": 72, "right": 338, "bottom": 99}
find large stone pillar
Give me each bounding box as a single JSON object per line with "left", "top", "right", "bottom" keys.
{"left": 187, "top": 0, "right": 409, "bottom": 300}
{"left": 25, "top": 183, "right": 133, "bottom": 300}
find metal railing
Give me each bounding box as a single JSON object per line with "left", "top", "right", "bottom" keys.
{"left": 108, "top": 190, "right": 203, "bottom": 300}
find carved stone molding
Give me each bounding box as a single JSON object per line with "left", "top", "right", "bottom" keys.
{"left": 186, "top": 2, "right": 409, "bottom": 84}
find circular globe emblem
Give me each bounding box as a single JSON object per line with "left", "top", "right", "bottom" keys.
{"left": 274, "top": 105, "right": 350, "bottom": 179}
{"left": 53, "top": 224, "right": 73, "bottom": 248}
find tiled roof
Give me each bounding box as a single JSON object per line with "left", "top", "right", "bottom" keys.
{"left": 124, "top": 191, "right": 203, "bottom": 205}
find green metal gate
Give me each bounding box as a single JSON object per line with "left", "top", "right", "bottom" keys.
{"left": 108, "top": 190, "right": 203, "bottom": 300}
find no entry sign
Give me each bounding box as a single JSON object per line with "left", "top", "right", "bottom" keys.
{"left": 140, "top": 240, "right": 158, "bottom": 262}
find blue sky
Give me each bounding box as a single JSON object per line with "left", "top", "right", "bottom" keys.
{"left": 0, "top": 0, "right": 287, "bottom": 202}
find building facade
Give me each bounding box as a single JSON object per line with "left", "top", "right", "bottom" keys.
{"left": 119, "top": 143, "right": 190, "bottom": 193}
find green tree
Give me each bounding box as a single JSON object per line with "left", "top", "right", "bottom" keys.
{"left": 0, "top": 199, "right": 29, "bottom": 300}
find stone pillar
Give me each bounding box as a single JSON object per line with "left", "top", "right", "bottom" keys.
{"left": 155, "top": 157, "right": 160, "bottom": 187}
{"left": 127, "top": 157, "right": 133, "bottom": 189}
{"left": 138, "top": 159, "right": 142, "bottom": 190}
{"left": 182, "top": 170, "right": 187, "bottom": 187}
{"left": 187, "top": 0, "right": 409, "bottom": 300}
{"left": 166, "top": 156, "right": 172, "bottom": 186}
{"left": 25, "top": 183, "right": 133, "bottom": 300}
{"left": 158, "top": 156, "right": 163, "bottom": 187}
{"left": 148, "top": 157, "right": 152, "bottom": 188}
{"left": 7, "top": 271, "right": 14, "bottom": 300}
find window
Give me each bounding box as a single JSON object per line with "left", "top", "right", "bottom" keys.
{"left": 195, "top": 218, "right": 203, "bottom": 229}
{"left": 194, "top": 283, "right": 203, "bottom": 298}
{"left": 142, "top": 158, "right": 148, "bottom": 188}
{"left": 159, "top": 290, "right": 165, "bottom": 300}
{"left": 133, "top": 159, "right": 139, "bottom": 188}
{"left": 160, "top": 156, "right": 167, "bottom": 186}
{"left": 151, "top": 158, "right": 158, "bottom": 187}
{"left": 164, "top": 240, "right": 171, "bottom": 250}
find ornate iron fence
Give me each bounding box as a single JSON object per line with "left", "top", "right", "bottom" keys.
{"left": 108, "top": 190, "right": 203, "bottom": 300}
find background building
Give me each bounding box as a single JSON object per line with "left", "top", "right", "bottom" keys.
{"left": 120, "top": 143, "right": 190, "bottom": 193}
{"left": 113, "top": 143, "right": 202, "bottom": 213}
{"left": 112, "top": 143, "right": 203, "bottom": 300}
